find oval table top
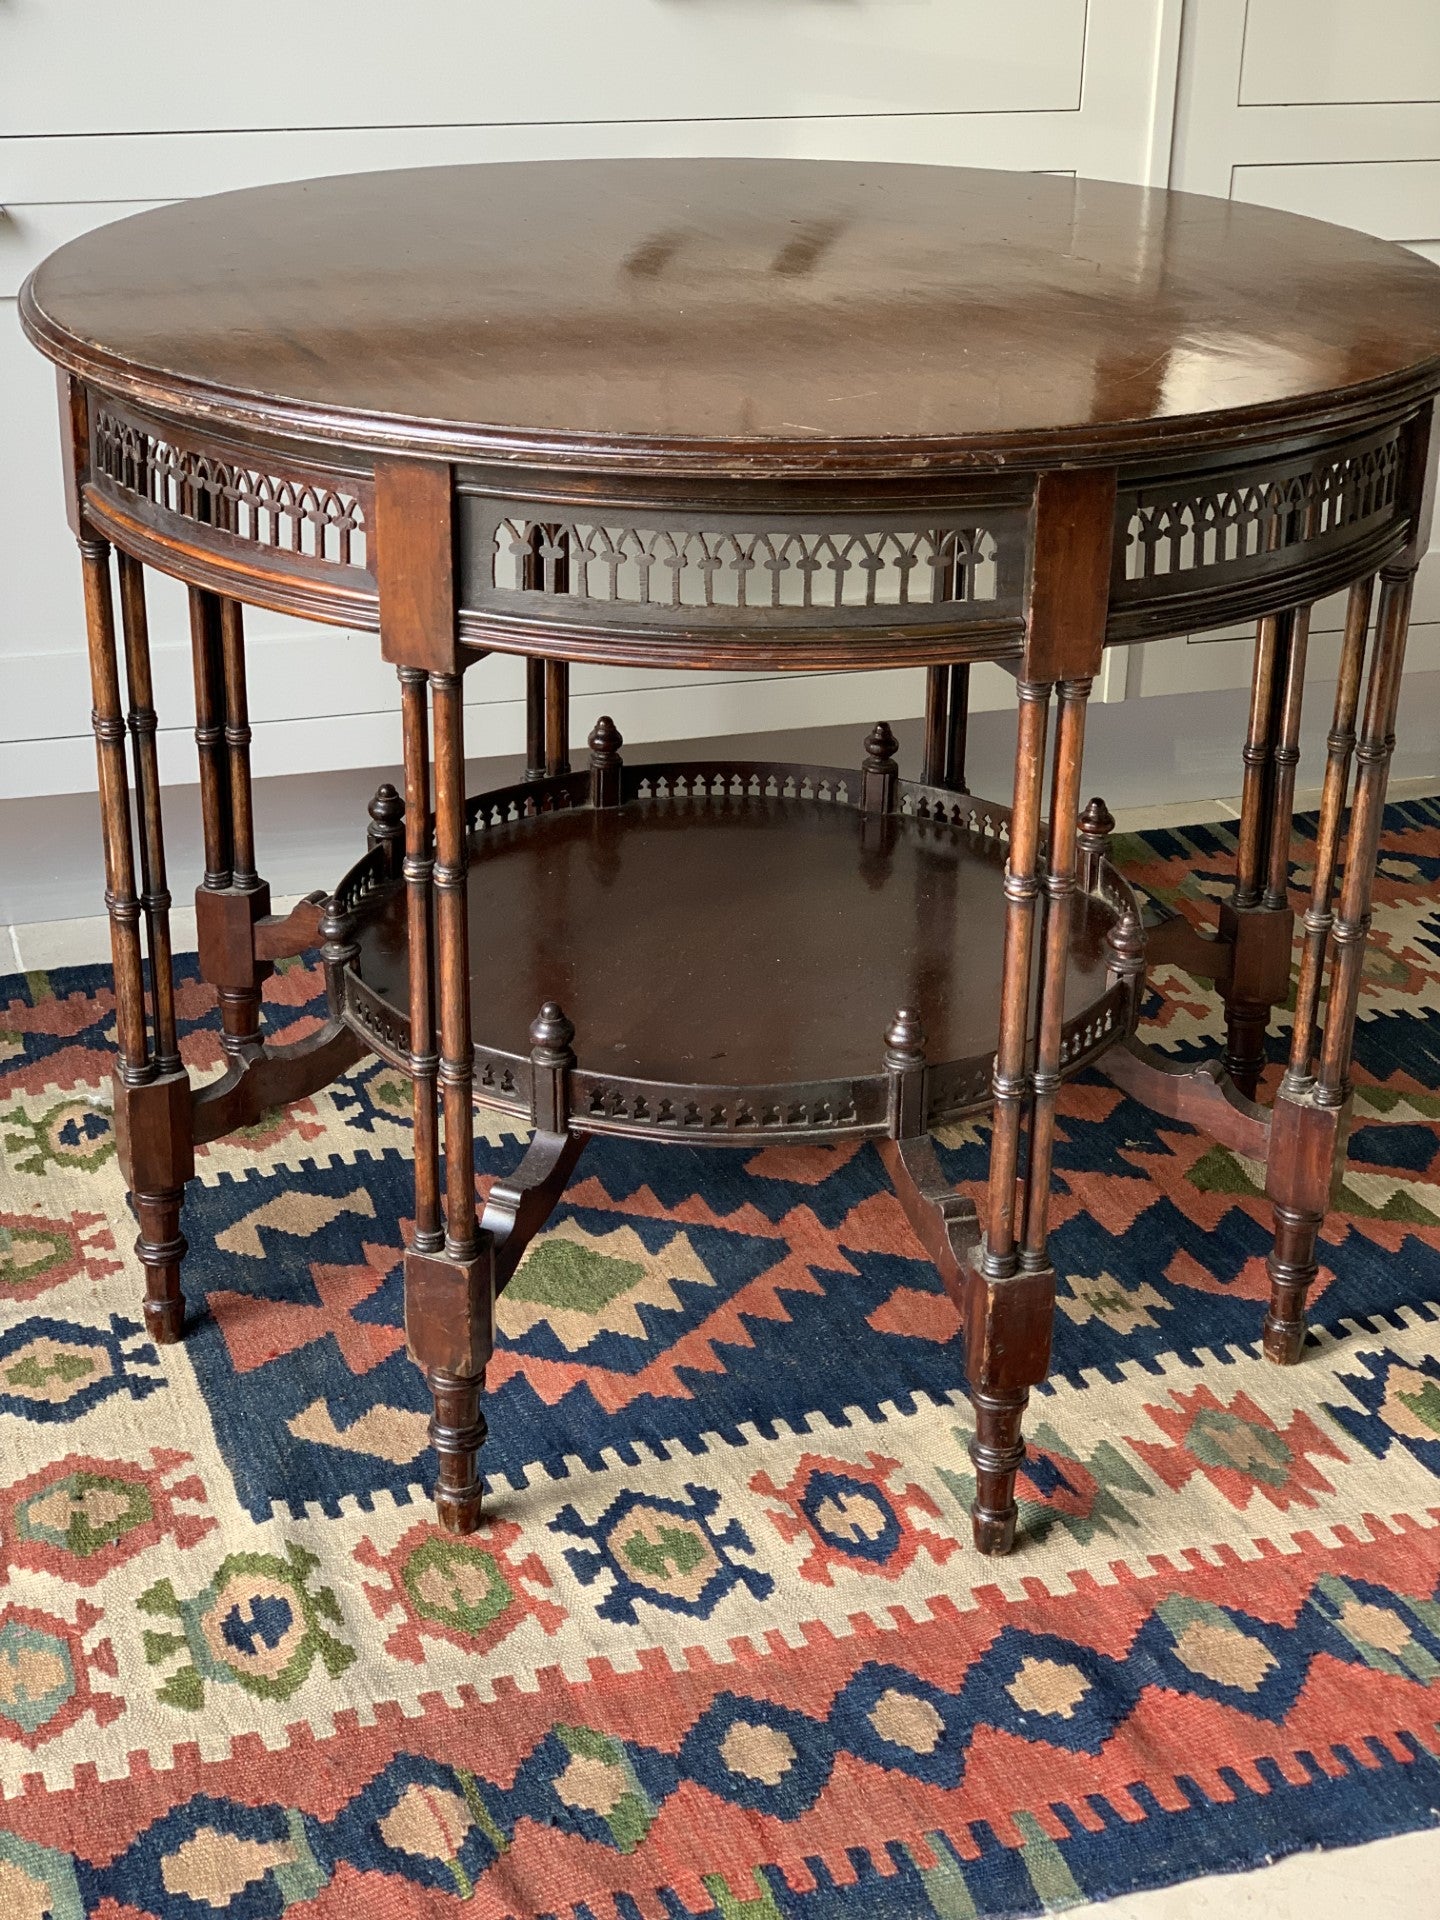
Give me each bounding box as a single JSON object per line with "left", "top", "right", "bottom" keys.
{"left": 22, "top": 159, "right": 1440, "bottom": 473}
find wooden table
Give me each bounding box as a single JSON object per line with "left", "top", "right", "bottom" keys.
{"left": 22, "top": 160, "right": 1440, "bottom": 1556}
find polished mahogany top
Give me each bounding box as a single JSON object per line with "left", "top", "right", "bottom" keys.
{"left": 23, "top": 159, "right": 1440, "bottom": 471}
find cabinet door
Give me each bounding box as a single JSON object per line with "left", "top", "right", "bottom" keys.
{"left": 8, "top": 0, "right": 1087, "bottom": 135}
{"left": 1139, "top": 0, "right": 1440, "bottom": 702}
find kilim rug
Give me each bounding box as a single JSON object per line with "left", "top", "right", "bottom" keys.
{"left": 2, "top": 802, "right": 1440, "bottom": 1919}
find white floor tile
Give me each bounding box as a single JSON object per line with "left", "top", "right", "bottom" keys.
{"left": 8, "top": 897, "right": 301, "bottom": 974}
{"left": 1385, "top": 774, "right": 1440, "bottom": 802}
{"left": 11, "top": 914, "right": 114, "bottom": 970}
{"left": 1095, "top": 1826, "right": 1440, "bottom": 1917}
{"left": 1110, "top": 798, "right": 1239, "bottom": 832}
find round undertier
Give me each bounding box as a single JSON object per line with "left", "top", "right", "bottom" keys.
{"left": 347, "top": 786, "right": 1124, "bottom": 1091}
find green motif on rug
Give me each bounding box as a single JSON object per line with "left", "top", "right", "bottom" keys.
{"left": 1308, "top": 1573, "right": 1440, "bottom": 1683}
{"left": 509, "top": 1240, "right": 648, "bottom": 1314}
{"left": 401, "top": 1534, "right": 513, "bottom": 1638}
{"left": 1187, "top": 1141, "right": 1440, "bottom": 1225}
{"left": 0, "top": 1221, "right": 74, "bottom": 1294}
{"left": 15, "top": 1468, "right": 153, "bottom": 1561}
{"left": 701, "top": 1867, "right": 787, "bottom": 1919}
{"left": 550, "top": 1723, "right": 659, "bottom": 1854}
{"left": 137, "top": 1540, "right": 356, "bottom": 1710}
{"left": 499, "top": 1219, "right": 716, "bottom": 1351}
{"left": 939, "top": 1419, "right": 1153, "bottom": 1547}
{"left": 2, "top": 1097, "right": 114, "bottom": 1178}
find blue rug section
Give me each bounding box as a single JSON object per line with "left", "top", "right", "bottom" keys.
{"left": 4, "top": 802, "right": 1440, "bottom": 1534}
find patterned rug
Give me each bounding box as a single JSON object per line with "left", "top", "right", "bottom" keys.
{"left": 3, "top": 802, "right": 1440, "bottom": 1919}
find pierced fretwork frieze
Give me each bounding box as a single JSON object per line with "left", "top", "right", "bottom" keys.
{"left": 1115, "top": 425, "right": 1404, "bottom": 605}
{"left": 467, "top": 774, "right": 588, "bottom": 837}
{"left": 1058, "top": 990, "right": 1125, "bottom": 1070}
{"left": 345, "top": 977, "right": 410, "bottom": 1065}
{"left": 91, "top": 405, "right": 369, "bottom": 569}
{"left": 498, "top": 520, "right": 999, "bottom": 609}
{"left": 457, "top": 492, "right": 1028, "bottom": 631}
{"left": 624, "top": 763, "right": 854, "bottom": 806}
{"left": 332, "top": 846, "right": 392, "bottom": 917}
{"left": 896, "top": 784, "right": 1012, "bottom": 845}
{"left": 573, "top": 1073, "right": 881, "bottom": 1139}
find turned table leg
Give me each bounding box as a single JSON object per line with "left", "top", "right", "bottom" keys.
{"left": 967, "top": 676, "right": 1100, "bottom": 1551}
{"left": 414, "top": 671, "right": 494, "bottom": 1530}
{"left": 1219, "top": 603, "right": 1310, "bottom": 1097}
{"left": 1263, "top": 564, "right": 1414, "bottom": 1362}
{"left": 81, "top": 538, "right": 193, "bottom": 1341}
{"left": 189, "top": 589, "right": 275, "bottom": 1055}
{"left": 922, "top": 662, "right": 972, "bottom": 791}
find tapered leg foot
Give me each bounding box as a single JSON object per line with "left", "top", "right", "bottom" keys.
{"left": 1262, "top": 1096, "right": 1346, "bottom": 1367}
{"left": 427, "top": 1369, "right": 487, "bottom": 1531}
{"left": 1262, "top": 1314, "right": 1307, "bottom": 1367}
{"left": 114, "top": 1072, "right": 194, "bottom": 1347}
{"left": 969, "top": 1385, "right": 1028, "bottom": 1554}
{"left": 962, "top": 1255, "right": 1054, "bottom": 1557}
{"left": 1222, "top": 1004, "right": 1271, "bottom": 1103}
{"left": 1263, "top": 1201, "right": 1321, "bottom": 1365}
{"left": 137, "top": 1190, "right": 187, "bottom": 1344}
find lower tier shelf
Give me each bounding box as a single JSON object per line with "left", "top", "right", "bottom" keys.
{"left": 334, "top": 762, "right": 1142, "bottom": 1143}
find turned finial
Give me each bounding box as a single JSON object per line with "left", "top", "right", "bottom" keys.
{"left": 1078, "top": 796, "right": 1115, "bottom": 843}
{"left": 588, "top": 715, "right": 624, "bottom": 807}
{"left": 529, "top": 1000, "right": 576, "bottom": 1060}
{"left": 1106, "top": 907, "right": 1146, "bottom": 979}
{"left": 862, "top": 720, "right": 900, "bottom": 771}
{"left": 366, "top": 782, "right": 406, "bottom": 874}
{"left": 1077, "top": 796, "right": 1116, "bottom": 888}
{"left": 884, "top": 1005, "right": 926, "bottom": 1068}
{"left": 368, "top": 782, "right": 405, "bottom": 834}
{"left": 588, "top": 715, "right": 623, "bottom": 762}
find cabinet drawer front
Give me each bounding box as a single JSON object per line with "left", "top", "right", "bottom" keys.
{"left": 7, "top": 0, "right": 1087, "bottom": 137}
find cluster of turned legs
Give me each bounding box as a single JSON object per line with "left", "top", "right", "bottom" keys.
{"left": 76, "top": 523, "right": 1417, "bottom": 1556}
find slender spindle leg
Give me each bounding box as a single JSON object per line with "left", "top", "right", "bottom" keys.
{"left": 401, "top": 669, "right": 442, "bottom": 1260}
{"left": 434, "top": 674, "right": 478, "bottom": 1261}
{"left": 189, "top": 590, "right": 273, "bottom": 1050}
{"left": 544, "top": 659, "right": 571, "bottom": 776}
{"left": 86, "top": 540, "right": 193, "bottom": 1341}
{"left": 405, "top": 671, "right": 493, "bottom": 1531}
{"left": 1220, "top": 610, "right": 1299, "bottom": 1096}
{"left": 117, "top": 552, "right": 180, "bottom": 1075}
{"left": 945, "top": 662, "right": 971, "bottom": 793}
{"left": 221, "top": 600, "right": 259, "bottom": 892}
{"left": 1021, "top": 676, "right": 1092, "bottom": 1263}
{"left": 1283, "top": 579, "right": 1372, "bottom": 1092}
{"left": 923, "top": 662, "right": 971, "bottom": 792}
{"left": 212, "top": 599, "right": 269, "bottom": 1049}
{"left": 923, "top": 666, "right": 949, "bottom": 785}
{"left": 1316, "top": 568, "right": 1413, "bottom": 1095}
{"left": 1264, "top": 565, "right": 1414, "bottom": 1363}
{"left": 84, "top": 542, "right": 151, "bottom": 1080}
{"left": 967, "top": 677, "right": 1051, "bottom": 1553}
{"left": 189, "top": 587, "right": 233, "bottom": 892}
{"left": 525, "top": 657, "right": 547, "bottom": 781}
{"left": 1262, "top": 604, "right": 1310, "bottom": 910}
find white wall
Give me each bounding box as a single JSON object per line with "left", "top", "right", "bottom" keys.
{"left": 2, "top": 0, "right": 1437, "bottom": 811}
{"left": 0, "top": 0, "right": 1177, "bottom": 801}
{"left": 1131, "top": 0, "right": 1440, "bottom": 708}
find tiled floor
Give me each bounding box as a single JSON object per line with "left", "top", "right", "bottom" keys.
{"left": 5, "top": 795, "right": 1440, "bottom": 1915}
